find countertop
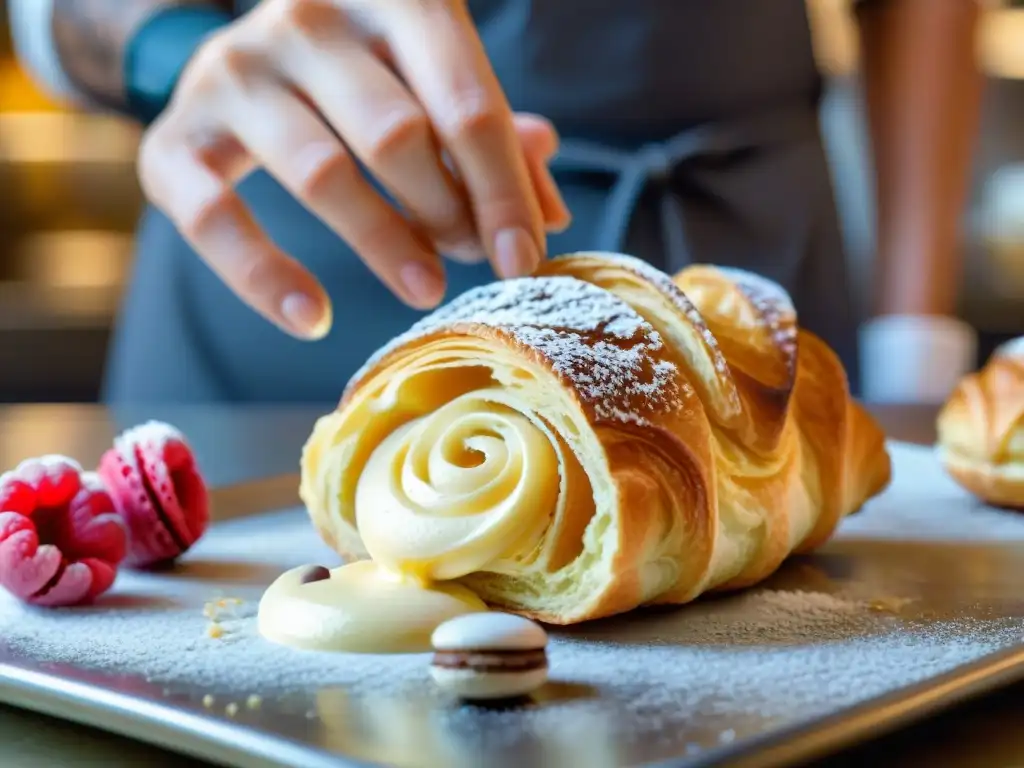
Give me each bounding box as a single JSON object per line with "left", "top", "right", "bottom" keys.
{"left": 0, "top": 403, "right": 1023, "bottom": 768}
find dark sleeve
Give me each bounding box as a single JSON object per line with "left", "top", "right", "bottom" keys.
{"left": 124, "top": 4, "right": 235, "bottom": 124}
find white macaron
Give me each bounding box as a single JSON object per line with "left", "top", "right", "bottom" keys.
{"left": 429, "top": 612, "right": 549, "bottom": 700}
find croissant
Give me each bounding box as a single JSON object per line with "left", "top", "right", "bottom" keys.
{"left": 299, "top": 252, "right": 892, "bottom": 625}
{"left": 937, "top": 337, "right": 1024, "bottom": 509}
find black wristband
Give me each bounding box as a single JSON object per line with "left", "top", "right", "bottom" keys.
{"left": 124, "top": 5, "right": 233, "bottom": 125}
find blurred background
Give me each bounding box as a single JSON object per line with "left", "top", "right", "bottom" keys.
{"left": 0, "top": 1, "right": 1021, "bottom": 403}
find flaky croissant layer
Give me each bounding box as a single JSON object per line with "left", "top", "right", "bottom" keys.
{"left": 300, "top": 252, "right": 892, "bottom": 624}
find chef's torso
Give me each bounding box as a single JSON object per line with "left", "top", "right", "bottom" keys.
{"left": 234, "top": 0, "right": 822, "bottom": 142}
{"left": 104, "top": 0, "right": 857, "bottom": 404}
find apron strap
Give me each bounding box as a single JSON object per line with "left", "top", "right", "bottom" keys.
{"left": 549, "top": 103, "right": 821, "bottom": 273}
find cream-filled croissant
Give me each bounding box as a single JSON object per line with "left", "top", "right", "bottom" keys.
{"left": 300, "top": 252, "right": 892, "bottom": 624}
{"left": 937, "top": 337, "right": 1024, "bottom": 509}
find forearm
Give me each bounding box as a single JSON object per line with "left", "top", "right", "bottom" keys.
{"left": 856, "top": 0, "right": 984, "bottom": 317}
{"left": 52, "top": 1, "right": 183, "bottom": 108}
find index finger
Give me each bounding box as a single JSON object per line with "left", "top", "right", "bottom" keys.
{"left": 353, "top": 0, "right": 545, "bottom": 279}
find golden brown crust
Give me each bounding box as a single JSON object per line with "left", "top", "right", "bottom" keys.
{"left": 341, "top": 275, "right": 686, "bottom": 427}
{"left": 673, "top": 263, "right": 799, "bottom": 452}
{"left": 672, "top": 263, "right": 805, "bottom": 590}
{"left": 937, "top": 349, "right": 1024, "bottom": 508}
{"left": 943, "top": 463, "right": 1024, "bottom": 510}
{"left": 303, "top": 253, "right": 892, "bottom": 624}
{"left": 789, "top": 331, "right": 891, "bottom": 553}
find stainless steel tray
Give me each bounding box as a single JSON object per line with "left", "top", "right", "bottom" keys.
{"left": 1, "top": 442, "right": 1023, "bottom": 768}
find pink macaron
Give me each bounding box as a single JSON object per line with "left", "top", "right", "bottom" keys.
{"left": 98, "top": 421, "right": 209, "bottom": 568}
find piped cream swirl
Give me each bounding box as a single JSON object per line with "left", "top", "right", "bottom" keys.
{"left": 356, "top": 393, "right": 560, "bottom": 581}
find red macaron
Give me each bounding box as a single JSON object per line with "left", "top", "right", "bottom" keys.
{"left": 0, "top": 456, "right": 127, "bottom": 606}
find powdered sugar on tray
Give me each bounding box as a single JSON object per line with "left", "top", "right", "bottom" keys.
{"left": 842, "top": 440, "right": 1024, "bottom": 541}
{"left": 1, "top": 441, "right": 1023, "bottom": 760}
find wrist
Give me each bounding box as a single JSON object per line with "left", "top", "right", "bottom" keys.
{"left": 125, "top": 4, "right": 232, "bottom": 124}
{"left": 858, "top": 314, "right": 978, "bottom": 404}
{"left": 873, "top": 243, "right": 962, "bottom": 319}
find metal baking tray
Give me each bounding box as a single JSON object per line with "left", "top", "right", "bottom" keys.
{"left": 1, "top": 443, "right": 1023, "bottom": 768}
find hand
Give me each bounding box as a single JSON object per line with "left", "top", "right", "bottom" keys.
{"left": 138, "top": 0, "right": 570, "bottom": 339}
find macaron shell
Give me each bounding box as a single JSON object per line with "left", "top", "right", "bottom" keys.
{"left": 65, "top": 473, "right": 128, "bottom": 566}
{"left": 429, "top": 665, "right": 549, "bottom": 700}
{"left": 431, "top": 612, "right": 548, "bottom": 652}
{"left": 0, "top": 516, "right": 64, "bottom": 598}
{"left": 29, "top": 560, "right": 92, "bottom": 607}
{"left": 98, "top": 449, "right": 182, "bottom": 567}
{"left": 78, "top": 557, "right": 118, "bottom": 601}
{"left": 162, "top": 442, "right": 209, "bottom": 543}
{"left": 135, "top": 440, "right": 201, "bottom": 549}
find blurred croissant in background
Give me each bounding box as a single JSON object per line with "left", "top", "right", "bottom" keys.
{"left": 938, "top": 337, "right": 1024, "bottom": 509}
{"left": 300, "top": 252, "right": 892, "bottom": 625}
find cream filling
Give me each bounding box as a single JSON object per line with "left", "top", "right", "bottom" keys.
{"left": 356, "top": 396, "right": 559, "bottom": 580}
{"left": 259, "top": 394, "right": 561, "bottom": 654}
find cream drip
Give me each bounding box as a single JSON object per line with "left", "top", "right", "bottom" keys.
{"left": 259, "top": 393, "right": 561, "bottom": 654}
{"left": 257, "top": 561, "right": 487, "bottom": 654}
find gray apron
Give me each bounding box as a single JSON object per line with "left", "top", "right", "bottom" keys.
{"left": 102, "top": 0, "right": 860, "bottom": 403}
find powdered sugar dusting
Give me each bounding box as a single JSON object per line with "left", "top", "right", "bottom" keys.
{"left": 574, "top": 253, "right": 735, "bottom": 382}
{"left": 714, "top": 266, "right": 798, "bottom": 371}
{"left": 714, "top": 266, "right": 795, "bottom": 316}
{"left": 79, "top": 471, "right": 106, "bottom": 493}
{"left": 1, "top": 442, "right": 1022, "bottom": 764}
{"left": 113, "top": 421, "right": 186, "bottom": 463}
{"left": 348, "top": 276, "right": 682, "bottom": 425}
{"left": 0, "top": 454, "right": 82, "bottom": 490}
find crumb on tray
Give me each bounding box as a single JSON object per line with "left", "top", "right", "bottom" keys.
{"left": 868, "top": 596, "right": 912, "bottom": 614}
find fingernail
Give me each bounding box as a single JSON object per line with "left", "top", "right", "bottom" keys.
{"left": 400, "top": 262, "right": 445, "bottom": 307}
{"left": 494, "top": 227, "right": 540, "bottom": 279}
{"left": 281, "top": 293, "right": 332, "bottom": 339}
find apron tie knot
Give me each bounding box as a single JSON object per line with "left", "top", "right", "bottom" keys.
{"left": 549, "top": 105, "right": 819, "bottom": 272}
{"left": 638, "top": 143, "right": 674, "bottom": 181}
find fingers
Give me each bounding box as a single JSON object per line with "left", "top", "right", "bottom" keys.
{"left": 138, "top": 126, "right": 333, "bottom": 339}
{"left": 366, "top": 0, "right": 546, "bottom": 278}
{"left": 513, "top": 114, "right": 571, "bottom": 232}
{"left": 139, "top": 0, "right": 570, "bottom": 341}
{"left": 272, "top": 2, "right": 484, "bottom": 265}
{"left": 222, "top": 79, "right": 447, "bottom": 309}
